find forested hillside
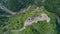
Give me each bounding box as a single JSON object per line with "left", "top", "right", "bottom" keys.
{"left": 44, "top": 0, "right": 60, "bottom": 17}
{"left": 0, "top": 0, "right": 60, "bottom": 34}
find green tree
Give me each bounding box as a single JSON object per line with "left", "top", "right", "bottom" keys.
{"left": 44, "top": 0, "right": 60, "bottom": 17}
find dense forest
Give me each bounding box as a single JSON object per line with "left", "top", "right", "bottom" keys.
{"left": 0, "top": 0, "right": 60, "bottom": 34}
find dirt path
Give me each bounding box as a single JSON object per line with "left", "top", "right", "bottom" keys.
{"left": 0, "top": 3, "right": 16, "bottom": 15}
{"left": 0, "top": 3, "right": 31, "bottom": 16}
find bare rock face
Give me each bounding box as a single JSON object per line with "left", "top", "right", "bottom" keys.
{"left": 24, "top": 13, "right": 50, "bottom": 27}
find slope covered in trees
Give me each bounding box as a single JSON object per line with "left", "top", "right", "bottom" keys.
{"left": 0, "top": 5, "right": 58, "bottom": 34}
{"left": 44, "top": 0, "right": 60, "bottom": 17}
{"left": 0, "top": 0, "right": 60, "bottom": 34}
